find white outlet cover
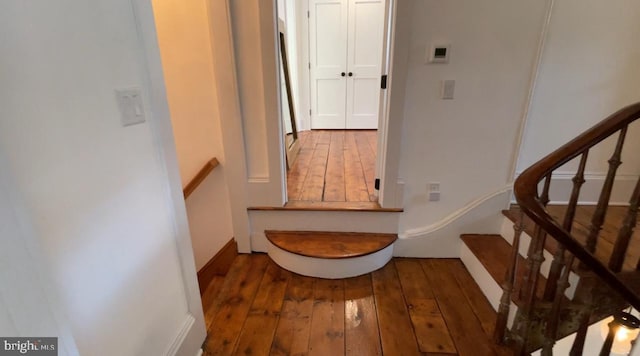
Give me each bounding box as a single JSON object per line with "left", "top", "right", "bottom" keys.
{"left": 115, "top": 88, "right": 146, "bottom": 126}
{"left": 441, "top": 80, "right": 455, "bottom": 100}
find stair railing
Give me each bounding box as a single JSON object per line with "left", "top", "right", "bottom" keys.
{"left": 495, "top": 102, "right": 640, "bottom": 355}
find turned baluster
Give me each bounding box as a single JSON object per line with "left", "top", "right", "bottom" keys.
{"left": 585, "top": 126, "right": 628, "bottom": 253}
{"left": 542, "top": 152, "right": 587, "bottom": 354}
{"left": 544, "top": 151, "right": 588, "bottom": 300}
{"left": 494, "top": 212, "right": 525, "bottom": 344}
{"left": 609, "top": 174, "right": 640, "bottom": 272}
{"left": 513, "top": 174, "right": 552, "bottom": 355}
{"left": 518, "top": 173, "right": 551, "bottom": 299}
{"left": 542, "top": 254, "right": 575, "bottom": 356}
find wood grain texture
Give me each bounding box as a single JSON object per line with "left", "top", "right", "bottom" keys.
{"left": 395, "top": 259, "right": 457, "bottom": 354}
{"left": 344, "top": 131, "right": 371, "bottom": 202}
{"left": 183, "top": 157, "right": 220, "bottom": 199}
{"left": 202, "top": 255, "right": 506, "bottom": 356}
{"left": 512, "top": 101, "right": 640, "bottom": 310}
{"left": 344, "top": 274, "right": 382, "bottom": 356}
{"left": 233, "top": 261, "right": 291, "bottom": 355}
{"left": 422, "top": 259, "right": 504, "bottom": 356}
{"left": 449, "top": 260, "right": 498, "bottom": 338}
{"left": 287, "top": 130, "right": 377, "bottom": 203}
{"left": 300, "top": 143, "right": 330, "bottom": 201}
{"left": 355, "top": 131, "right": 377, "bottom": 201}
{"left": 270, "top": 274, "right": 315, "bottom": 356}
{"left": 308, "top": 279, "right": 345, "bottom": 356}
{"left": 324, "top": 131, "right": 346, "bottom": 201}
{"left": 204, "top": 254, "right": 269, "bottom": 355}
{"left": 372, "top": 261, "right": 422, "bottom": 355}
{"left": 265, "top": 230, "right": 397, "bottom": 259}
{"left": 197, "top": 238, "right": 238, "bottom": 293}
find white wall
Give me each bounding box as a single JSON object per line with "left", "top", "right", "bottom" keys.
{"left": 0, "top": 1, "right": 203, "bottom": 355}
{"left": 230, "top": 0, "right": 287, "bottom": 207}
{"left": 395, "top": 0, "right": 549, "bottom": 254}
{"left": 516, "top": 0, "right": 640, "bottom": 201}
{"left": 0, "top": 151, "right": 79, "bottom": 356}
{"left": 152, "top": 0, "right": 235, "bottom": 270}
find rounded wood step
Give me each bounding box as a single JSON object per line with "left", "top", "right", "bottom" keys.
{"left": 265, "top": 230, "right": 398, "bottom": 279}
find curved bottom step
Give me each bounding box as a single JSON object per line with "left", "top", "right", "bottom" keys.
{"left": 265, "top": 230, "right": 397, "bottom": 279}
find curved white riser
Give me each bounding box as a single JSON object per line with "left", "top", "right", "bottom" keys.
{"left": 267, "top": 241, "right": 394, "bottom": 279}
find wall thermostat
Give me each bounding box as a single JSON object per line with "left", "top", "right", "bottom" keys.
{"left": 427, "top": 44, "right": 450, "bottom": 64}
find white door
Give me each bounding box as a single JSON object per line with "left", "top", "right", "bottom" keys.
{"left": 345, "top": 0, "right": 385, "bottom": 129}
{"left": 309, "top": 0, "right": 348, "bottom": 129}
{"left": 309, "top": 0, "right": 385, "bottom": 129}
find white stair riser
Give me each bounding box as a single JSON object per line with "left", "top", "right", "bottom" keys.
{"left": 500, "top": 217, "right": 579, "bottom": 298}
{"left": 460, "top": 242, "right": 518, "bottom": 328}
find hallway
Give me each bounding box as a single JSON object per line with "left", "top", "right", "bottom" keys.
{"left": 287, "top": 130, "right": 377, "bottom": 203}
{"left": 200, "top": 254, "right": 512, "bottom": 355}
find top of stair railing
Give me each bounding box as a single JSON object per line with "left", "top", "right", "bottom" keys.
{"left": 513, "top": 102, "right": 640, "bottom": 309}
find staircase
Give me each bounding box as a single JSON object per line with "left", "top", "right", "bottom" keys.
{"left": 463, "top": 102, "right": 640, "bottom": 355}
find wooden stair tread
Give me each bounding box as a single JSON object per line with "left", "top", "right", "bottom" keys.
{"left": 461, "top": 234, "right": 555, "bottom": 307}
{"left": 265, "top": 230, "right": 397, "bottom": 259}
{"left": 504, "top": 205, "right": 640, "bottom": 274}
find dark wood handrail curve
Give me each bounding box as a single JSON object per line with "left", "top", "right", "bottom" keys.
{"left": 183, "top": 157, "right": 220, "bottom": 199}
{"left": 514, "top": 102, "right": 640, "bottom": 309}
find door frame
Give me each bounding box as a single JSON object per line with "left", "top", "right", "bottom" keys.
{"left": 279, "top": 0, "right": 401, "bottom": 207}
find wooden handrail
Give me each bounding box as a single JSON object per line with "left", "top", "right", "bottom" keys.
{"left": 514, "top": 102, "right": 640, "bottom": 309}
{"left": 183, "top": 157, "right": 220, "bottom": 199}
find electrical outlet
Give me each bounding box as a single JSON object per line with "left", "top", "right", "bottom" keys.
{"left": 116, "top": 88, "right": 146, "bottom": 126}
{"left": 428, "top": 182, "right": 440, "bottom": 202}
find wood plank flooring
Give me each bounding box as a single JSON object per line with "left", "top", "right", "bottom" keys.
{"left": 201, "top": 254, "right": 512, "bottom": 356}
{"left": 287, "top": 130, "right": 377, "bottom": 203}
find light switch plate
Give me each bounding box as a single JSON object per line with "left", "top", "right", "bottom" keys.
{"left": 441, "top": 80, "right": 455, "bottom": 100}
{"left": 115, "top": 88, "right": 146, "bottom": 126}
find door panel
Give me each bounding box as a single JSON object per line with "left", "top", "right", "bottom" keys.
{"left": 309, "top": 0, "right": 348, "bottom": 129}
{"left": 345, "top": 0, "right": 385, "bottom": 129}
{"left": 348, "top": 78, "right": 379, "bottom": 128}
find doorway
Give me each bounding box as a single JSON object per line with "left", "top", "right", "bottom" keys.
{"left": 277, "top": 0, "right": 390, "bottom": 205}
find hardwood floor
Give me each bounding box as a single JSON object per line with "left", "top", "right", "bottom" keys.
{"left": 287, "top": 130, "right": 377, "bottom": 203}
{"left": 201, "top": 254, "right": 512, "bottom": 356}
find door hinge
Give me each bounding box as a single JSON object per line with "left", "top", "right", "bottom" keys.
{"left": 381, "top": 75, "right": 388, "bottom": 89}
{"left": 307, "top": 10, "right": 310, "bottom": 18}
{"left": 374, "top": 178, "right": 380, "bottom": 190}
{"left": 308, "top": 62, "right": 311, "bottom": 69}
{"left": 309, "top": 109, "right": 312, "bottom": 116}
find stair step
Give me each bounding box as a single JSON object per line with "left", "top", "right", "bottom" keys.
{"left": 265, "top": 230, "right": 397, "bottom": 259}
{"left": 265, "top": 230, "right": 397, "bottom": 278}
{"left": 461, "top": 234, "right": 558, "bottom": 307}
{"left": 502, "top": 207, "right": 562, "bottom": 258}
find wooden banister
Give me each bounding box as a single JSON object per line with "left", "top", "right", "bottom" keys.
{"left": 497, "top": 102, "right": 640, "bottom": 355}
{"left": 514, "top": 102, "right": 640, "bottom": 308}
{"left": 183, "top": 157, "right": 220, "bottom": 199}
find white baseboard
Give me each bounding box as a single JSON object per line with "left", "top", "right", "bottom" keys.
{"left": 394, "top": 188, "right": 510, "bottom": 258}
{"left": 166, "top": 313, "right": 206, "bottom": 356}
